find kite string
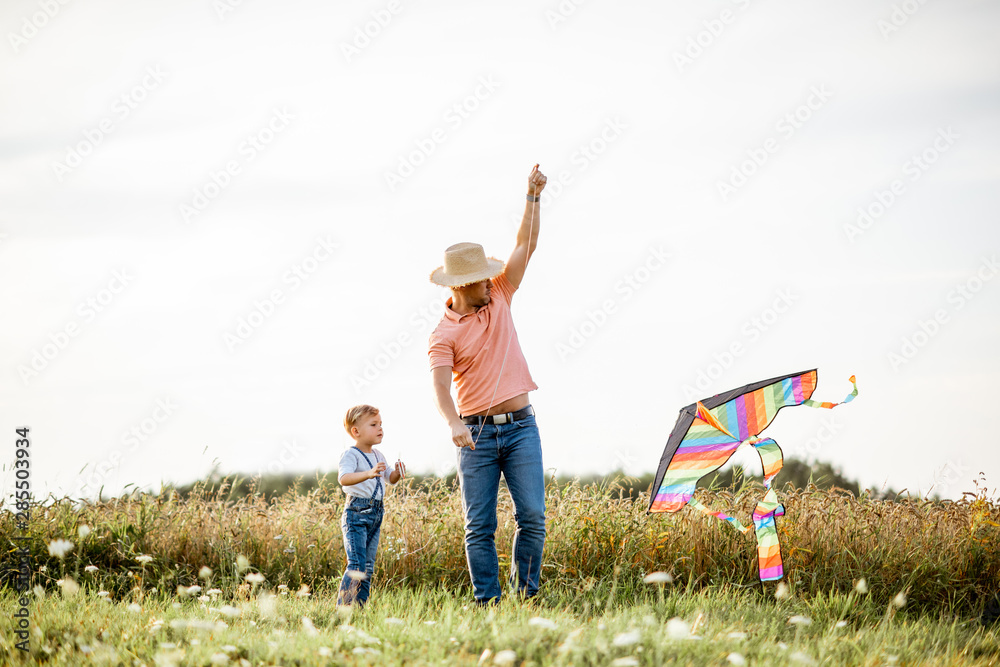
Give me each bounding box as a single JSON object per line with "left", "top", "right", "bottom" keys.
{"left": 472, "top": 168, "right": 537, "bottom": 448}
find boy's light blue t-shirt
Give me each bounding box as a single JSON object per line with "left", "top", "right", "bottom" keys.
{"left": 338, "top": 446, "right": 394, "bottom": 499}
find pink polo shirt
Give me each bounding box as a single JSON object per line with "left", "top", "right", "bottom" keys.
{"left": 428, "top": 273, "right": 538, "bottom": 416}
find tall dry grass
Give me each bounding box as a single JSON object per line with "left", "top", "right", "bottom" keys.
{"left": 4, "top": 476, "right": 998, "bottom": 613}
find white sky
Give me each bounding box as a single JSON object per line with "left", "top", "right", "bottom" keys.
{"left": 2, "top": 0, "right": 998, "bottom": 502}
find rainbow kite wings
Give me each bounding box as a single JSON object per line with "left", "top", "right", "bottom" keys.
{"left": 648, "top": 369, "right": 858, "bottom": 581}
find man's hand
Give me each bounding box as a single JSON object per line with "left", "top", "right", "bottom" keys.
{"left": 451, "top": 421, "right": 475, "bottom": 450}
{"left": 527, "top": 164, "right": 547, "bottom": 196}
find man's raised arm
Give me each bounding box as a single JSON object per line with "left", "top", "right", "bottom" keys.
{"left": 504, "top": 165, "right": 547, "bottom": 290}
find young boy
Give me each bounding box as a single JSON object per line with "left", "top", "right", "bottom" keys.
{"left": 337, "top": 404, "right": 405, "bottom": 606}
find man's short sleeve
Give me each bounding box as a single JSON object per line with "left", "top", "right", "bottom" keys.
{"left": 493, "top": 272, "right": 516, "bottom": 305}
{"left": 428, "top": 329, "right": 454, "bottom": 370}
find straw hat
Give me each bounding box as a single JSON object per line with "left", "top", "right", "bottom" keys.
{"left": 429, "top": 242, "right": 504, "bottom": 287}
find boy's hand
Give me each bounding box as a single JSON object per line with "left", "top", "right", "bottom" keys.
{"left": 394, "top": 461, "right": 406, "bottom": 478}
{"left": 371, "top": 462, "right": 387, "bottom": 478}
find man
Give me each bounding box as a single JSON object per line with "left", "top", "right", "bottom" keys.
{"left": 428, "top": 165, "right": 547, "bottom": 604}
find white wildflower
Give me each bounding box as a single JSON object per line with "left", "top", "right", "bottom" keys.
{"left": 493, "top": 650, "right": 517, "bottom": 665}
{"left": 209, "top": 652, "right": 229, "bottom": 665}
{"left": 199, "top": 566, "right": 213, "bottom": 580}
{"left": 855, "top": 578, "right": 868, "bottom": 594}
{"left": 728, "top": 653, "right": 747, "bottom": 666}
{"left": 893, "top": 592, "right": 907, "bottom": 608}
{"left": 775, "top": 582, "right": 791, "bottom": 600}
{"left": 788, "top": 615, "right": 812, "bottom": 626}
{"left": 136, "top": 555, "right": 153, "bottom": 564}
{"left": 236, "top": 555, "right": 249, "bottom": 573}
{"left": 613, "top": 629, "right": 641, "bottom": 646}
{"left": 244, "top": 572, "right": 265, "bottom": 585}
{"left": 611, "top": 658, "right": 639, "bottom": 667}
{"left": 127, "top": 603, "right": 142, "bottom": 613}
{"left": 85, "top": 565, "right": 98, "bottom": 573}
{"left": 790, "top": 651, "right": 817, "bottom": 665}
{"left": 528, "top": 617, "right": 557, "bottom": 630}
{"left": 78, "top": 525, "right": 91, "bottom": 539}
{"left": 296, "top": 584, "right": 311, "bottom": 597}
{"left": 666, "top": 617, "right": 691, "bottom": 640}
{"left": 642, "top": 571, "right": 673, "bottom": 584}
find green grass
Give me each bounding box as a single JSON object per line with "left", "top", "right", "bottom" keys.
{"left": 3, "top": 477, "right": 999, "bottom": 663}
{"left": 2, "top": 581, "right": 998, "bottom": 665}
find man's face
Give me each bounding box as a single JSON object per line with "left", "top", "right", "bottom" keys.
{"left": 456, "top": 279, "right": 492, "bottom": 308}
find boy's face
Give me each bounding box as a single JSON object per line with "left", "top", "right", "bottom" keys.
{"left": 352, "top": 413, "right": 383, "bottom": 446}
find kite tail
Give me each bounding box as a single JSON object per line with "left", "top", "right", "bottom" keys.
{"left": 803, "top": 374, "right": 858, "bottom": 409}
{"left": 688, "top": 497, "right": 749, "bottom": 533}
{"left": 752, "top": 438, "right": 785, "bottom": 581}
{"left": 753, "top": 488, "right": 785, "bottom": 581}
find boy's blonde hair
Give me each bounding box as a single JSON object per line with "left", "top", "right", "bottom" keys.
{"left": 344, "top": 404, "right": 379, "bottom": 436}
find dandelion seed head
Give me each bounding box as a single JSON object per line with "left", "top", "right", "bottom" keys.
{"left": 56, "top": 577, "right": 80, "bottom": 597}
{"left": 78, "top": 525, "right": 91, "bottom": 539}
{"left": 727, "top": 653, "right": 747, "bottom": 666}
{"left": 47, "top": 539, "right": 74, "bottom": 559}
{"left": 892, "top": 592, "right": 907, "bottom": 608}
{"left": 855, "top": 578, "right": 868, "bottom": 594}
{"left": 775, "top": 582, "right": 791, "bottom": 600}
{"left": 199, "top": 566, "right": 213, "bottom": 580}
{"left": 236, "top": 555, "right": 249, "bottom": 573}
{"left": 346, "top": 569, "right": 367, "bottom": 581}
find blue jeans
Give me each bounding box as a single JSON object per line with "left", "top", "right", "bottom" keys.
{"left": 338, "top": 496, "right": 383, "bottom": 606}
{"left": 457, "top": 412, "right": 545, "bottom": 602}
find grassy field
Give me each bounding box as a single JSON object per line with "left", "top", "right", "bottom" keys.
{"left": 2, "top": 476, "right": 999, "bottom": 664}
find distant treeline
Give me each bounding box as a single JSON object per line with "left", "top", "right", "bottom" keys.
{"left": 164, "top": 457, "right": 905, "bottom": 502}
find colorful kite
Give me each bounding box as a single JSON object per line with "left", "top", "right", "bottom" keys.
{"left": 648, "top": 369, "right": 858, "bottom": 581}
